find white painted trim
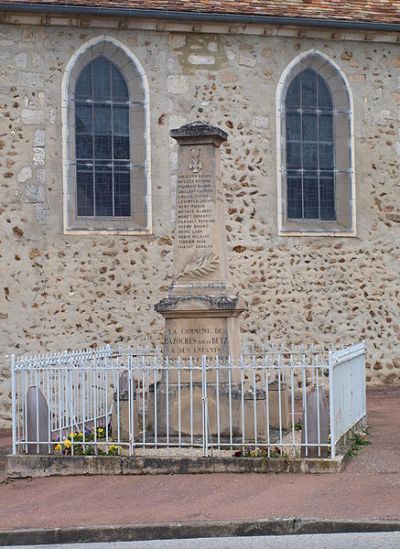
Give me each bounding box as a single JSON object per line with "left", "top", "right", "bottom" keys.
{"left": 275, "top": 49, "right": 357, "bottom": 237}
{"left": 61, "top": 35, "right": 152, "bottom": 234}
{"left": 63, "top": 229, "right": 153, "bottom": 236}
{"left": 279, "top": 232, "right": 358, "bottom": 238}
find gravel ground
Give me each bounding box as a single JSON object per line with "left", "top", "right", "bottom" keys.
{"left": 119, "top": 429, "right": 303, "bottom": 458}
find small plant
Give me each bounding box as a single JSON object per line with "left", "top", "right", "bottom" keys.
{"left": 107, "top": 445, "right": 120, "bottom": 456}
{"left": 293, "top": 419, "right": 302, "bottom": 431}
{"left": 348, "top": 432, "right": 369, "bottom": 457}
{"left": 52, "top": 423, "right": 111, "bottom": 455}
{"left": 269, "top": 446, "right": 286, "bottom": 458}
{"left": 97, "top": 445, "right": 120, "bottom": 456}
{"left": 233, "top": 445, "right": 287, "bottom": 459}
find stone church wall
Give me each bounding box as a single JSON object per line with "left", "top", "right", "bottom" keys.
{"left": 0, "top": 19, "right": 399, "bottom": 424}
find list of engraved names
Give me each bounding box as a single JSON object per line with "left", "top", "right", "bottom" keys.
{"left": 176, "top": 172, "right": 214, "bottom": 250}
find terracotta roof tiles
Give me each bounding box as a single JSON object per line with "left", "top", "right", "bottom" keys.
{"left": 0, "top": 0, "right": 399, "bottom": 25}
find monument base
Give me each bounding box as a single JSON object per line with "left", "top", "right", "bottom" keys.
{"left": 110, "top": 386, "right": 290, "bottom": 443}
{"left": 155, "top": 294, "right": 245, "bottom": 362}
{"left": 154, "top": 294, "right": 245, "bottom": 439}
{"left": 145, "top": 384, "right": 290, "bottom": 440}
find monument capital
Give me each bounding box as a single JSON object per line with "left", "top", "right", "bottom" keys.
{"left": 170, "top": 121, "right": 228, "bottom": 147}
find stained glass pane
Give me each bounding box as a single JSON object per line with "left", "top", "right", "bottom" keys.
{"left": 76, "top": 104, "right": 92, "bottom": 133}
{"left": 92, "top": 57, "right": 111, "bottom": 100}
{"left": 286, "top": 77, "right": 301, "bottom": 108}
{"left": 287, "top": 177, "right": 302, "bottom": 218}
{"left": 319, "top": 115, "right": 333, "bottom": 142}
{"left": 113, "top": 106, "right": 129, "bottom": 135}
{"left": 114, "top": 136, "right": 130, "bottom": 160}
{"left": 77, "top": 167, "right": 94, "bottom": 216}
{"left": 114, "top": 169, "right": 131, "bottom": 217}
{"left": 286, "top": 113, "right": 301, "bottom": 141}
{"left": 94, "top": 105, "right": 112, "bottom": 134}
{"left": 318, "top": 74, "right": 333, "bottom": 110}
{"left": 303, "top": 142, "right": 318, "bottom": 169}
{"left": 320, "top": 177, "right": 336, "bottom": 220}
{"left": 287, "top": 142, "right": 301, "bottom": 169}
{"left": 76, "top": 134, "right": 93, "bottom": 159}
{"left": 112, "top": 65, "right": 129, "bottom": 101}
{"left": 301, "top": 69, "right": 317, "bottom": 108}
{"left": 319, "top": 143, "right": 334, "bottom": 168}
{"left": 302, "top": 114, "right": 317, "bottom": 142}
{"left": 75, "top": 65, "right": 92, "bottom": 100}
{"left": 303, "top": 177, "right": 319, "bottom": 218}
{"left": 94, "top": 135, "right": 112, "bottom": 159}
{"left": 95, "top": 166, "right": 113, "bottom": 216}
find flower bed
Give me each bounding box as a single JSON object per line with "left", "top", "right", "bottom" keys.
{"left": 53, "top": 424, "right": 120, "bottom": 456}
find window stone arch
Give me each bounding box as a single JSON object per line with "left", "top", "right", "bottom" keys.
{"left": 62, "top": 37, "right": 151, "bottom": 234}
{"left": 276, "top": 50, "right": 355, "bottom": 236}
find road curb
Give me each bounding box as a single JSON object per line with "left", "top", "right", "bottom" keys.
{"left": 1, "top": 518, "right": 400, "bottom": 546}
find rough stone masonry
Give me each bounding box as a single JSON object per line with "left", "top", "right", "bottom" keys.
{"left": 0, "top": 12, "right": 399, "bottom": 426}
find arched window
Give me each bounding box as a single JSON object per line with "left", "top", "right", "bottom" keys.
{"left": 286, "top": 69, "right": 335, "bottom": 221}
{"left": 75, "top": 56, "right": 131, "bottom": 218}
{"left": 63, "top": 38, "right": 151, "bottom": 234}
{"left": 277, "top": 52, "right": 355, "bottom": 235}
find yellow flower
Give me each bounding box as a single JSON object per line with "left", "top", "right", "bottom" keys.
{"left": 69, "top": 432, "right": 75, "bottom": 439}
{"left": 64, "top": 439, "right": 72, "bottom": 449}
{"left": 54, "top": 443, "right": 61, "bottom": 453}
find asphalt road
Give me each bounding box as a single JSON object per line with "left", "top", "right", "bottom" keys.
{"left": 7, "top": 532, "right": 400, "bottom": 549}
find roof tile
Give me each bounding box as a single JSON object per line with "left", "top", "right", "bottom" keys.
{"left": 0, "top": 0, "right": 399, "bottom": 25}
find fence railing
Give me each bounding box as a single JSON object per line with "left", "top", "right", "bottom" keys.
{"left": 11, "top": 343, "right": 366, "bottom": 460}
{"left": 329, "top": 342, "right": 367, "bottom": 458}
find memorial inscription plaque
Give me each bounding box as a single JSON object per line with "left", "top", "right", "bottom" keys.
{"left": 169, "top": 125, "right": 231, "bottom": 297}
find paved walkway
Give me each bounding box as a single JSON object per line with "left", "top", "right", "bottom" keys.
{"left": 0, "top": 428, "right": 10, "bottom": 484}
{"left": 0, "top": 387, "right": 399, "bottom": 532}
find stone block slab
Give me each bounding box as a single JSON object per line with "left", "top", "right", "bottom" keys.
{"left": 6, "top": 452, "right": 346, "bottom": 479}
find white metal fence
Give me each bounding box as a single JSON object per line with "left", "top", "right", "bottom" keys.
{"left": 11, "top": 343, "right": 366, "bottom": 460}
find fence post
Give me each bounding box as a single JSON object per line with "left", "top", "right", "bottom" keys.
{"left": 361, "top": 341, "right": 367, "bottom": 426}
{"left": 128, "top": 351, "right": 133, "bottom": 457}
{"left": 328, "top": 349, "right": 336, "bottom": 459}
{"left": 11, "top": 354, "right": 16, "bottom": 455}
{"left": 201, "top": 355, "right": 208, "bottom": 457}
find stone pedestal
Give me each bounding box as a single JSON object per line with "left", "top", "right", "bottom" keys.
{"left": 301, "top": 386, "right": 329, "bottom": 458}
{"left": 112, "top": 392, "right": 138, "bottom": 442}
{"left": 155, "top": 295, "right": 243, "bottom": 369}
{"left": 26, "top": 386, "right": 50, "bottom": 455}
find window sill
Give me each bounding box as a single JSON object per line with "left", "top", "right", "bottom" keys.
{"left": 64, "top": 227, "right": 152, "bottom": 236}
{"left": 279, "top": 226, "right": 357, "bottom": 237}
{"left": 279, "top": 230, "right": 357, "bottom": 237}
{"left": 279, "top": 217, "right": 356, "bottom": 237}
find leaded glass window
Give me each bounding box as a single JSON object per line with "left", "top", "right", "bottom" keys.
{"left": 285, "top": 68, "right": 335, "bottom": 220}
{"left": 75, "top": 56, "right": 131, "bottom": 218}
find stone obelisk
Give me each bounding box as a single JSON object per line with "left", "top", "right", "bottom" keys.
{"left": 155, "top": 122, "right": 244, "bottom": 363}
{"left": 154, "top": 122, "right": 244, "bottom": 436}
